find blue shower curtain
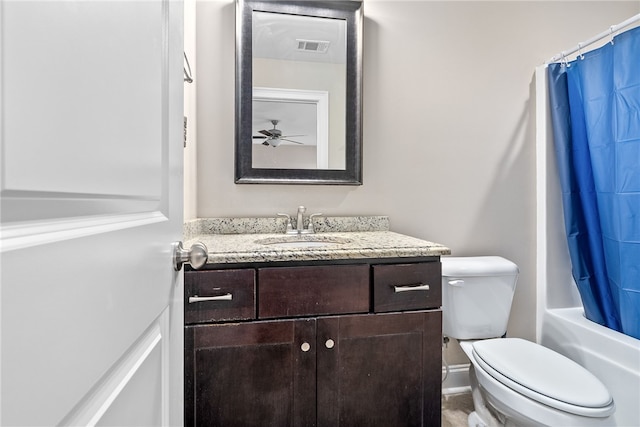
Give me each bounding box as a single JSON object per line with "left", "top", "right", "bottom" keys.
{"left": 547, "top": 26, "right": 640, "bottom": 340}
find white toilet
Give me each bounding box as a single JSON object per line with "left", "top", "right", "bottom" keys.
{"left": 441, "top": 256, "right": 615, "bottom": 427}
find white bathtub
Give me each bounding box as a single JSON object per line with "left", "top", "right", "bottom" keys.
{"left": 540, "top": 307, "right": 640, "bottom": 427}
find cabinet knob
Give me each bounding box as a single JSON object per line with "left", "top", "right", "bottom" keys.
{"left": 301, "top": 342, "right": 311, "bottom": 352}
{"left": 325, "top": 339, "right": 335, "bottom": 349}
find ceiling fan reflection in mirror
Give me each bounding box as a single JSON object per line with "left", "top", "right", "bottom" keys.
{"left": 253, "top": 120, "right": 306, "bottom": 147}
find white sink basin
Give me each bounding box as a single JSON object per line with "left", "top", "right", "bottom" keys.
{"left": 255, "top": 236, "right": 350, "bottom": 248}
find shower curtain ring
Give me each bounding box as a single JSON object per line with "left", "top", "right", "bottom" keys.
{"left": 561, "top": 51, "right": 569, "bottom": 68}
{"left": 577, "top": 43, "right": 585, "bottom": 60}
{"left": 609, "top": 25, "right": 616, "bottom": 45}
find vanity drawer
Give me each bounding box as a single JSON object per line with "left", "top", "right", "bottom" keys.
{"left": 373, "top": 262, "right": 441, "bottom": 312}
{"left": 185, "top": 269, "right": 256, "bottom": 324}
{"left": 258, "top": 264, "right": 369, "bottom": 319}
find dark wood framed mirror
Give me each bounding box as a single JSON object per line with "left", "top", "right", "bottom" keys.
{"left": 235, "top": 0, "right": 363, "bottom": 185}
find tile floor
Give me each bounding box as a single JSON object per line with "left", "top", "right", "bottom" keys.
{"left": 442, "top": 391, "right": 474, "bottom": 427}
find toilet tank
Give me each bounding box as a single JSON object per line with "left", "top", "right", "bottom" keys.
{"left": 441, "top": 256, "right": 519, "bottom": 340}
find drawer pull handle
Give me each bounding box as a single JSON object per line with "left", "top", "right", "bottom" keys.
{"left": 188, "top": 294, "right": 233, "bottom": 303}
{"left": 301, "top": 342, "right": 311, "bottom": 352}
{"left": 393, "top": 283, "right": 430, "bottom": 293}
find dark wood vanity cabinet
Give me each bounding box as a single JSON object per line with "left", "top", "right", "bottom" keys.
{"left": 185, "top": 259, "right": 442, "bottom": 427}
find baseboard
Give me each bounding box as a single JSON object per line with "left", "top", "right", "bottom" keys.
{"left": 442, "top": 363, "right": 471, "bottom": 395}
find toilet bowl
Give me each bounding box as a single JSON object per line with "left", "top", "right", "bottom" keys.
{"left": 442, "top": 256, "right": 615, "bottom": 427}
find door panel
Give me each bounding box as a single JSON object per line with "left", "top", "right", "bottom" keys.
{"left": 2, "top": 1, "right": 162, "bottom": 200}
{"left": 67, "top": 317, "right": 167, "bottom": 427}
{"left": 0, "top": 0, "right": 184, "bottom": 425}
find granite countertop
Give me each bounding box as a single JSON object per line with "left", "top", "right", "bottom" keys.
{"left": 184, "top": 216, "right": 451, "bottom": 264}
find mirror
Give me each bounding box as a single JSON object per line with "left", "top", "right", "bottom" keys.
{"left": 236, "top": 0, "right": 363, "bottom": 184}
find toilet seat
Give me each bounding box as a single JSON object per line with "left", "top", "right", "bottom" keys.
{"left": 471, "top": 338, "right": 615, "bottom": 418}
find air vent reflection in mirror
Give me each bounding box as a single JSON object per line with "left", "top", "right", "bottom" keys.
{"left": 296, "top": 39, "right": 330, "bottom": 53}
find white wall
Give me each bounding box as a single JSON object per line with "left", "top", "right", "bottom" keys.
{"left": 191, "top": 0, "right": 639, "bottom": 363}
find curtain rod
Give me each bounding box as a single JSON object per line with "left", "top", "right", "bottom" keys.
{"left": 547, "top": 13, "right": 640, "bottom": 64}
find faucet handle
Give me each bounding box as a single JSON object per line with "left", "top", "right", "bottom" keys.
{"left": 308, "top": 213, "right": 323, "bottom": 233}
{"left": 277, "top": 213, "right": 294, "bottom": 234}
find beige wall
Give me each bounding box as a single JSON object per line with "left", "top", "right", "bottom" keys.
{"left": 191, "top": 0, "right": 639, "bottom": 363}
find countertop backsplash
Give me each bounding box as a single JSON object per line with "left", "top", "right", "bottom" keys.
{"left": 184, "top": 216, "right": 390, "bottom": 240}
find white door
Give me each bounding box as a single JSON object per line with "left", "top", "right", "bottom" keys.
{"left": 0, "top": 1, "right": 184, "bottom": 425}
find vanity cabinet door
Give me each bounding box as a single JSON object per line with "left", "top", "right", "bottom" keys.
{"left": 185, "top": 319, "right": 316, "bottom": 427}
{"left": 316, "top": 311, "right": 442, "bottom": 427}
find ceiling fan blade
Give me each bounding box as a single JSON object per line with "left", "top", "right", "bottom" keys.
{"left": 258, "top": 129, "right": 274, "bottom": 137}
{"left": 262, "top": 141, "right": 270, "bottom": 146}
{"left": 280, "top": 134, "right": 306, "bottom": 138}
{"left": 253, "top": 135, "right": 268, "bottom": 139}
{"left": 280, "top": 138, "right": 304, "bottom": 145}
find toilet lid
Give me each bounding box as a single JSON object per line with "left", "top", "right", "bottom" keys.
{"left": 441, "top": 256, "right": 519, "bottom": 277}
{"left": 472, "top": 338, "right": 614, "bottom": 417}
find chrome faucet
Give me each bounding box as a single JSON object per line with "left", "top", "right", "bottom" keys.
{"left": 296, "top": 206, "right": 306, "bottom": 234}
{"left": 277, "top": 206, "right": 322, "bottom": 234}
